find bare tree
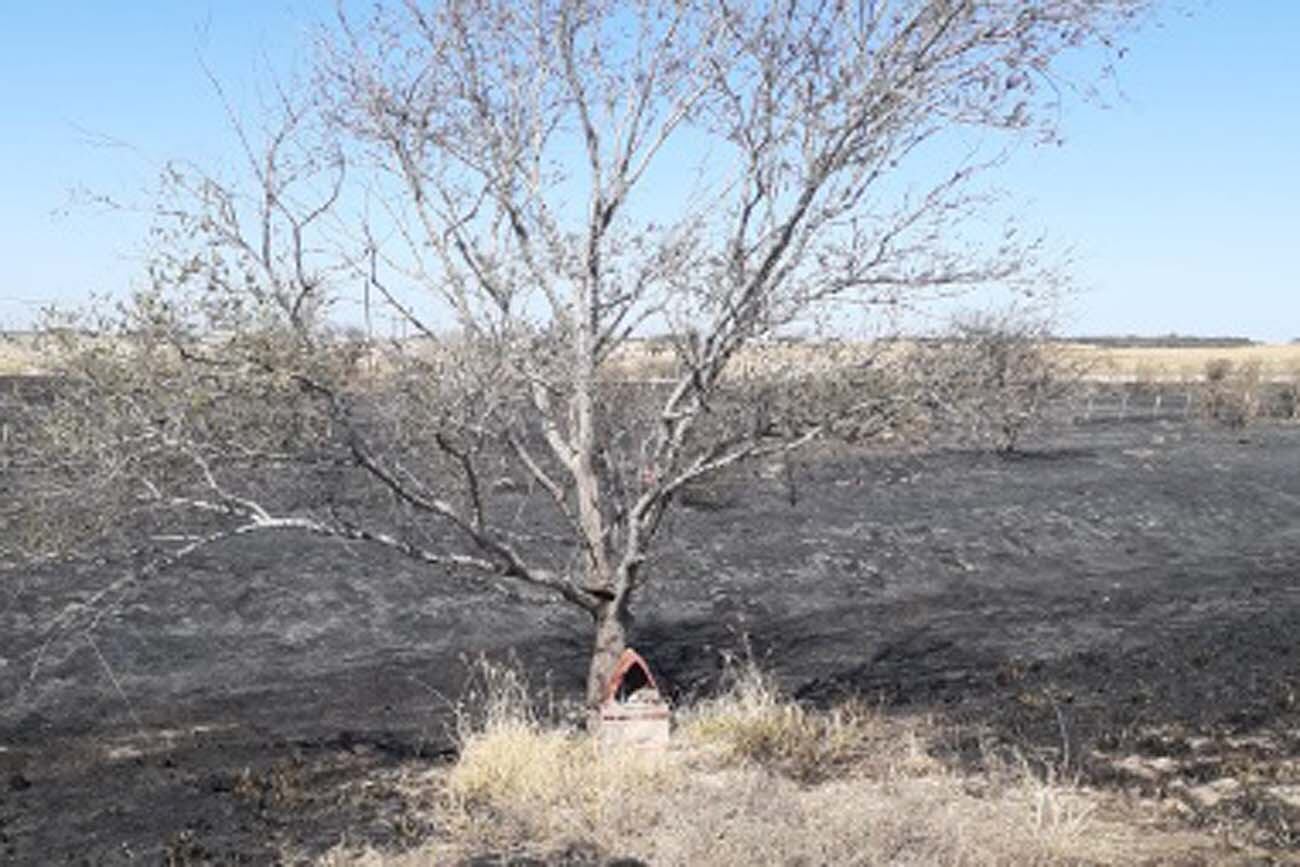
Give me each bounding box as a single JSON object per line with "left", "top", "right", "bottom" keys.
{"left": 931, "top": 309, "right": 1088, "bottom": 453}
{"left": 12, "top": 0, "right": 1151, "bottom": 708}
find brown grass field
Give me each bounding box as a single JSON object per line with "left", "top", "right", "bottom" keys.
{"left": 0, "top": 333, "right": 43, "bottom": 375}
{"left": 6, "top": 329, "right": 1299, "bottom": 383}
{"left": 1062, "top": 343, "right": 1300, "bottom": 381}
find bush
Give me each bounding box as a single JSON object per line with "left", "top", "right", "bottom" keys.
{"left": 1268, "top": 364, "right": 1300, "bottom": 421}
{"left": 1200, "top": 358, "right": 1261, "bottom": 428}
{"left": 931, "top": 312, "right": 1087, "bottom": 453}
{"left": 1273, "top": 381, "right": 1300, "bottom": 421}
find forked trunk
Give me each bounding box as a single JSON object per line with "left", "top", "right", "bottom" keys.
{"left": 585, "top": 600, "right": 631, "bottom": 709}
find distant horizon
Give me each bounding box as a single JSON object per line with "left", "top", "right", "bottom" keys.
{"left": 3, "top": 325, "right": 1295, "bottom": 347}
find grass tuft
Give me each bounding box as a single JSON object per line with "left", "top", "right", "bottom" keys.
{"left": 679, "top": 653, "right": 927, "bottom": 783}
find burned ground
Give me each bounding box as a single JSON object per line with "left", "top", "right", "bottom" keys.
{"left": 2, "top": 416, "right": 1298, "bottom": 863}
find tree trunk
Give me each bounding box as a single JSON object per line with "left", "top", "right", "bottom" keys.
{"left": 585, "top": 599, "right": 631, "bottom": 710}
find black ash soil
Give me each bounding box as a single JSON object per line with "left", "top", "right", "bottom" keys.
{"left": 2, "top": 419, "right": 1299, "bottom": 863}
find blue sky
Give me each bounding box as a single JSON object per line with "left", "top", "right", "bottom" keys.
{"left": 0, "top": 2, "right": 1296, "bottom": 340}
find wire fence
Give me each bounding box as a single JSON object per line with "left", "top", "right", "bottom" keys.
{"left": 1075, "top": 388, "right": 1197, "bottom": 423}
{"left": 1072, "top": 381, "right": 1300, "bottom": 425}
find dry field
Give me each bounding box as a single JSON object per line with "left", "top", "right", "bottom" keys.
{"left": 361, "top": 338, "right": 1300, "bottom": 386}
{"left": 1064, "top": 343, "right": 1300, "bottom": 382}
{"left": 0, "top": 333, "right": 44, "bottom": 376}
{"left": 604, "top": 339, "right": 1300, "bottom": 384}
{"left": 8, "top": 329, "right": 1298, "bottom": 384}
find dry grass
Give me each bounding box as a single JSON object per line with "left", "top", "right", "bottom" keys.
{"left": 15, "top": 330, "right": 1297, "bottom": 386}
{"left": 1065, "top": 343, "right": 1300, "bottom": 381}
{"left": 611, "top": 340, "right": 1300, "bottom": 387}
{"left": 603, "top": 338, "right": 908, "bottom": 382}
{"left": 0, "top": 333, "right": 46, "bottom": 375}
{"left": 317, "top": 659, "right": 1237, "bottom": 867}
{"left": 678, "top": 654, "right": 930, "bottom": 785}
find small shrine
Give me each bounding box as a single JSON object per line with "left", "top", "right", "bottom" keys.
{"left": 597, "top": 648, "right": 671, "bottom": 749}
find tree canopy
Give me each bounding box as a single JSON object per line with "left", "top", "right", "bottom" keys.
{"left": 7, "top": 0, "right": 1152, "bottom": 704}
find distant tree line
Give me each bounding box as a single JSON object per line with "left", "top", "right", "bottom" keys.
{"left": 1065, "top": 335, "right": 1256, "bottom": 349}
